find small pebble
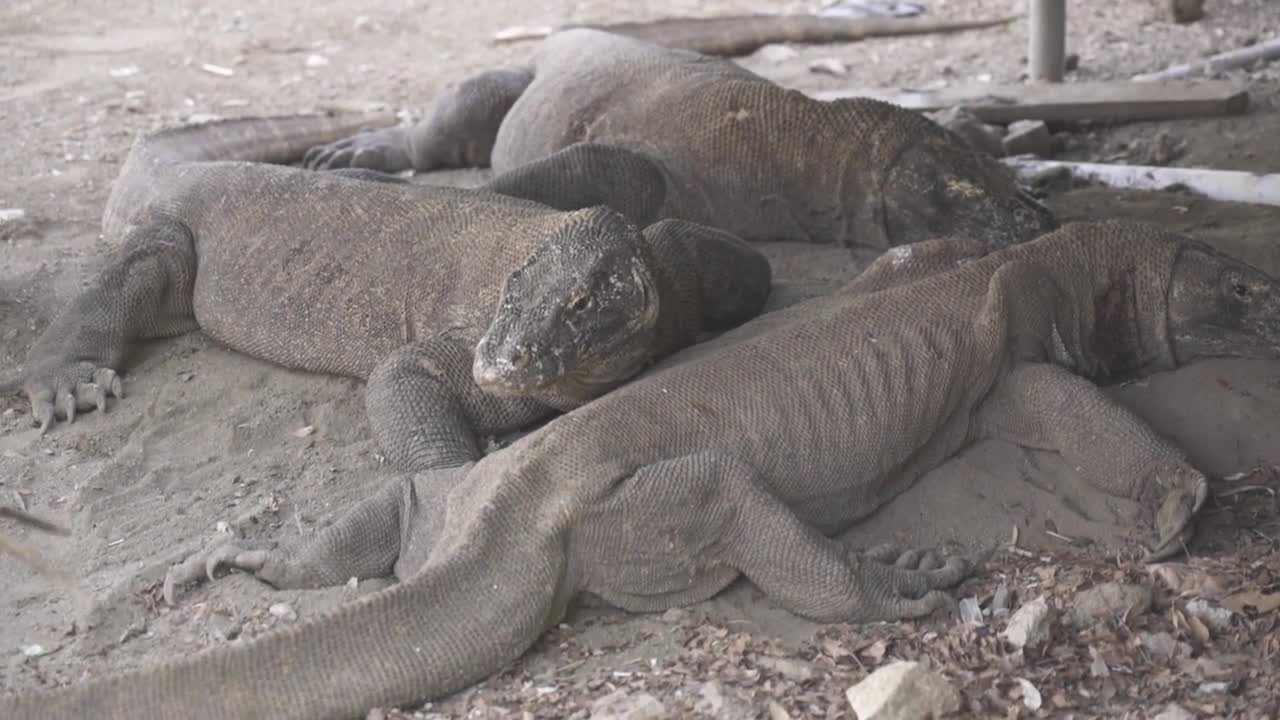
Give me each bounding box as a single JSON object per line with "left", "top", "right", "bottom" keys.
{"left": 757, "top": 44, "right": 799, "bottom": 63}
{"left": 22, "top": 644, "right": 47, "bottom": 657}
{"left": 269, "top": 603, "right": 297, "bottom": 622}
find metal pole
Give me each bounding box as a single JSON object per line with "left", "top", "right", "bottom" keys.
{"left": 1028, "top": 0, "right": 1066, "bottom": 82}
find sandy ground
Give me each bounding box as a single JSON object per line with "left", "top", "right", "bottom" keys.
{"left": 3, "top": 0, "right": 1280, "bottom": 717}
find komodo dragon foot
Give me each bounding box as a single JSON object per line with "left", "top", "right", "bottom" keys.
{"left": 23, "top": 365, "right": 124, "bottom": 434}
{"left": 1142, "top": 466, "right": 1209, "bottom": 563}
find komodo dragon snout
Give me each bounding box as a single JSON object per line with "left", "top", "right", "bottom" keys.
{"left": 1166, "top": 244, "right": 1280, "bottom": 362}
{"left": 880, "top": 139, "right": 1057, "bottom": 249}
{"left": 473, "top": 207, "right": 660, "bottom": 402}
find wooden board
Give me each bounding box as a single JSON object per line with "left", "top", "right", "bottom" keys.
{"left": 808, "top": 80, "right": 1250, "bottom": 125}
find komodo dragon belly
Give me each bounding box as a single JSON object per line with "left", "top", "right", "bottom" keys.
{"left": 616, "top": 311, "right": 990, "bottom": 535}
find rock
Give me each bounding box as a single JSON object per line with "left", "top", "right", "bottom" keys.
{"left": 1154, "top": 704, "right": 1196, "bottom": 720}
{"left": 1001, "top": 596, "right": 1053, "bottom": 649}
{"left": 809, "top": 58, "right": 848, "bottom": 76}
{"left": 660, "top": 607, "right": 687, "bottom": 624}
{"left": 1185, "top": 598, "right": 1233, "bottom": 631}
{"left": 1169, "top": 0, "right": 1205, "bottom": 23}
{"left": 1002, "top": 119, "right": 1053, "bottom": 157}
{"left": 1070, "top": 582, "right": 1152, "bottom": 627}
{"left": 756, "top": 655, "right": 816, "bottom": 682}
{"left": 757, "top": 44, "right": 799, "bottom": 63}
{"left": 695, "top": 680, "right": 754, "bottom": 719}
{"left": 845, "top": 661, "right": 960, "bottom": 720}
{"left": 268, "top": 602, "right": 297, "bottom": 622}
{"left": 929, "top": 106, "right": 1006, "bottom": 157}
{"left": 591, "top": 689, "right": 666, "bottom": 720}
{"left": 1137, "top": 630, "right": 1186, "bottom": 661}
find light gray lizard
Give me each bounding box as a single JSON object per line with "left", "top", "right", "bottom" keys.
{"left": 8, "top": 219, "right": 1276, "bottom": 719}
{"left": 17, "top": 112, "right": 772, "bottom": 471}
{"left": 304, "top": 28, "right": 1057, "bottom": 252}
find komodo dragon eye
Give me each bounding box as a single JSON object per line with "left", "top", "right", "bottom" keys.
{"left": 567, "top": 290, "right": 592, "bottom": 313}
{"left": 1233, "top": 283, "right": 1251, "bottom": 299}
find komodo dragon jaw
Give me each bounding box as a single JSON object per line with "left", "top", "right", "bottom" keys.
{"left": 879, "top": 137, "right": 1057, "bottom": 249}
{"left": 472, "top": 207, "right": 661, "bottom": 404}
{"left": 1165, "top": 244, "right": 1280, "bottom": 363}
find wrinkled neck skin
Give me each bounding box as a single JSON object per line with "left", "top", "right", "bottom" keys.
{"left": 638, "top": 228, "right": 705, "bottom": 357}
{"left": 1040, "top": 241, "right": 1180, "bottom": 385}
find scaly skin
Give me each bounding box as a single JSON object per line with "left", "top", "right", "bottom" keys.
{"left": 304, "top": 29, "right": 1057, "bottom": 252}
{"left": 19, "top": 115, "right": 772, "bottom": 473}
{"left": 7, "top": 220, "right": 1276, "bottom": 720}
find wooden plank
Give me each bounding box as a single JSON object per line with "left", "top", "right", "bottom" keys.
{"left": 808, "top": 80, "right": 1250, "bottom": 124}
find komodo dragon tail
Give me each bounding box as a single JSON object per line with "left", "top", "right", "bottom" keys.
{"left": 1, "top": 461, "right": 573, "bottom": 720}
{"left": 102, "top": 110, "right": 398, "bottom": 237}
{"left": 567, "top": 13, "right": 1020, "bottom": 57}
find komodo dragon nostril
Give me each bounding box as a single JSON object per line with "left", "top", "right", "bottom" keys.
{"left": 507, "top": 345, "right": 531, "bottom": 369}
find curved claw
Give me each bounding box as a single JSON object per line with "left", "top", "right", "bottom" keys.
{"left": 26, "top": 361, "right": 125, "bottom": 435}
{"left": 1143, "top": 473, "right": 1210, "bottom": 563}
{"left": 302, "top": 127, "right": 412, "bottom": 173}
{"left": 162, "top": 543, "right": 269, "bottom": 606}
{"left": 856, "top": 545, "right": 980, "bottom": 621}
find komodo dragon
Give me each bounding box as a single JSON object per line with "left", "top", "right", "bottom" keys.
{"left": 303, "top": 28, "right": 1057, "bottom": 252}
{"left": 8, "top": 220, "right": 1278, "bottom": 720}
{"left": 16, "top": 112, "right": 772, "bottom": 471}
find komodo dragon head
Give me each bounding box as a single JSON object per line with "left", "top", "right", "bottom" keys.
{"left": 472, "top": 207, "right": 660, "bottom": 406}
{"left": 1163, "top": 240, "right": 1280, "bottom": 365}
{"left": 1052, "top": 221, "right": 1280, "bottom": 381}
{"left": 879, "top": 136, "right": 1057, "bottom": 250}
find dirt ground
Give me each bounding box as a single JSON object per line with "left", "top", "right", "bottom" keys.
{"left": 3, "top": 0, "right": 1280, "bottom": 717}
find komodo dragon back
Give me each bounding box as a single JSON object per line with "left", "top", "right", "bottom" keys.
{"left": 103, "top": 111, "right": 397, "bottom": 237}
{"left": 563, "top": 14, "right": 1019, "bottom": 57}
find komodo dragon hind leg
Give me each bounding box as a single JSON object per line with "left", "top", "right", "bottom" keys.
{"left": 366, "top": 338, "right": 549, "bottom": 472}
{"left": 164, "top": 480, "right": 406, "bottom": 602}
{"left": 582, "top": 452, "right": 977, "bottom": 622}
{"left": 303, "top": 67, "right": 534, "bottom": 173}
{"left": 483, "top": 143, "right": 670, "bottom": 228}
{"left": 21, "top": 219, "right": 198, "bottom": 433}
{"left": 976, "top": 362, "right": 1209, "bottom": 562}
{"left": 164, "top": 463, "right": 471, "bottom": 604}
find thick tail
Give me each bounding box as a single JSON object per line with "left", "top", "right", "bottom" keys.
{"left": 574, "top": 13, "right": 1019, "bottom": 57}
{"left": 102, "top": 111, "right": 398, "bottom": 237}
{"left": 0, "top": 462, "right": 574, "bottom": 720}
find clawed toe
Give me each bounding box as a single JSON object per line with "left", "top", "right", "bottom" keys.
{"left": 163, "top": 543, "right": 269, "bottom": 605}
{"left": 27, "top": 363, "right": 125, "bottom": 434}
{"left": 1143, "top": 474, "right": 1209, "bottom": 563}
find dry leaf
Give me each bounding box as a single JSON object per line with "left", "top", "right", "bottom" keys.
{"left": 1221, "top": 590, "right": 1280, "bottom": 614}
{"left": 859, "top": 639, "right": 888, "bottom": 661}
{"left": 1147, "top": 562, "right": 1227, "bottom": 599}
{"left": 1185, "top": 613, "right": 1211, "bottom": 644}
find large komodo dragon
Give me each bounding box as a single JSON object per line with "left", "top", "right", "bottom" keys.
{"left": 303, "top": 28, "right": 1057, "bottom": 252}
{"left": 9, "top": 220, "right": 1279, "bottom": 720}
{"left": 15, "top": 112, "right": 772, "bottom": 471}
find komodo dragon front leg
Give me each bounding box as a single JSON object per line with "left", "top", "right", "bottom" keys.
{"left": 977, "top": 362, "right": 1209, "bottom": 562}
{"left": 303, "top": 68, "right": 533, "bottom": 174}
{"left": 22, "top": 219, "right": 196, "bottom": 432}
